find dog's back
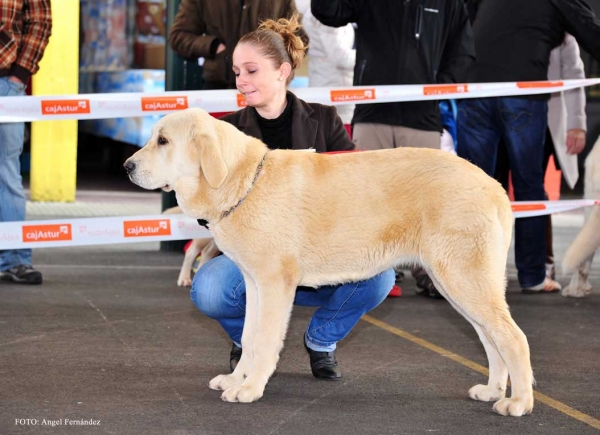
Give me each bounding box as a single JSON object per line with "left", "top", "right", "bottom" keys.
{"left": 226, "top": 146, "right": 513, "bottom": 287}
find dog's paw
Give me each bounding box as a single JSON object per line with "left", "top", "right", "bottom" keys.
{"left": 492, "top": 397, "right": 534, "bottom": 417}
{"left": 468, "top": 384, "right": 506, "bottom": 402}
{"left": 177, "top": 277, "right": 192, "bottom": 287}
{"left": 221, "top": 383, "right": 264, "bottom": 403}
{"left": 209, "top": 373, "right": 244, "bottom": 391}
{"left": 561, "top": 284, "right": 588, "bottom": 298}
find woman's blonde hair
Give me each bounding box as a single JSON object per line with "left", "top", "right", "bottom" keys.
{"left": 238, "top": 14, "right": 307, "bottom": 85}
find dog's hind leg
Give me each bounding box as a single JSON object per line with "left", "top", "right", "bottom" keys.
{"left": 428, "top": 270, "right": 511, "bottom": 401}
{"left": 425, "top": 227, "right": 533, "bottom": 416}
{"left": 430, "top": 267, "right": 533, "bottom": 416}
{"left": 483, "top": 313, "right": 533, "bottom": 416}
{"left": 220, "top": 268, "right": 298, "bottom": 403}
{"left": 468, "top": 323, "right": 508, "bottom": 402}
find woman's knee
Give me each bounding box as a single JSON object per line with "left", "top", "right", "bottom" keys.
{"left": 190, "top": 256, "right": 244, "bottom": 319}
{"left": 362, "top": 269, "right": 396, "bottom": 308}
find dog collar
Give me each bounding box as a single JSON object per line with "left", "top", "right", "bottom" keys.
{"left": 196, "top": 151, "right": 269, "bottom": 229}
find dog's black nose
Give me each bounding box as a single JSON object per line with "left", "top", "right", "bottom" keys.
{"left": 123, "top": 161, "right": 136, "bottom": 174}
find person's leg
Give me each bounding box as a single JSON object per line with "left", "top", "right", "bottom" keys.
{"left": 495, "top": 140, "right": 510, "bottom": 192}
{"left": 294, "top": 269, "right": 396, "bottom": 351}
{"left": 393, "top": 126, "right": 441, "bottom": 149}
{"left": 352, "top": 123, "right": 395, "bottom": 150}
{"left": 0, "top": 78, "right": 33, "bottom": 275}
{"left": 456, "top": 98, "right": 502, "bottom": 176}
{"left": 190, "top": 255, "right": 246, "bottom": 346}
{"left": 543, "top": 129, "right": 555, "bottom": 278}
{"left": 500, "top": 98, "right": 554, "bottom": 290}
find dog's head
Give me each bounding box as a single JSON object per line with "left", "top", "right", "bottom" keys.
{"left": 123, "top": 108, "right": 231, "bottom": 192}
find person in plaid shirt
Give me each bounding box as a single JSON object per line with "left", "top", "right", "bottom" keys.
{"left": 0, "top": 0, "right": 51, "bottom": 285}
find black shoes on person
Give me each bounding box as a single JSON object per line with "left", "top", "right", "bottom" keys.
{"left": 228, "top": 339, "right": 342, "bottom": 380}
{"left": 0, "top": 265, "right": 42, "bottom": 285}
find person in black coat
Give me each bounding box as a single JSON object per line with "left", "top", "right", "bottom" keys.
{"left": 457, "top": 0, "right": 600, "bottom": 294}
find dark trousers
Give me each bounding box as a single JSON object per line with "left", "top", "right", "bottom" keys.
{"left": 457, "top": 97, "right": 548, "bottom": 287}
{"left": 495, "top": 129, "right": 556, "bottom": 266}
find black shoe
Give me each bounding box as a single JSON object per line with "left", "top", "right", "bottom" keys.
{"left": 0, "top": 265, "right": 42, "bottom": 285}
{"left": 303, "top": 338, "right": 342, "bottom": 380}
{"left": 393, "top": 267, "right": 405, "bottom": 283}
{"left": 414, "top": 272, "right": 444, "bottom": 299}
{"left": 229, "top": 343, "right": 242, "bottom": 373}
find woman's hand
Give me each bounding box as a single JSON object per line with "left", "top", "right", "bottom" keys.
{"left": 566, "top": 128, "right": 586, "bottom": 155}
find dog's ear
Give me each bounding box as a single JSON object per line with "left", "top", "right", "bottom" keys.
{"left": 192, "top": 118, "right": 229, "bottom": 189}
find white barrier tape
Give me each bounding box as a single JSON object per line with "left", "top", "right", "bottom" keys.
{"left": 2, "top": 79, "right": 600, "bottom": 123}
{"left": 0, "top": 214, "right": 211, "bottom": 249}
{"left": 0, "top": 200, "right": 598, "bottom": 250}
{"left": 511, "top": 199, "right": 599, "bottom": 219}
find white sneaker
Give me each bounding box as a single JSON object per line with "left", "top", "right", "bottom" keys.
{"left": 522, "top": 277, "right": 562, "bottom": 294}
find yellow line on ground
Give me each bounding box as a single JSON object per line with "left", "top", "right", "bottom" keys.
{"left": 361, "top": 314, "right": 600, "bottom": 430}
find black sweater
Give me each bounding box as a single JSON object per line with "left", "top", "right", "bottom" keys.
{"left": 469, "top": 0, "right": 600, "bottom": 87}
{"left": 252, "top": 94, "right": 294, "bottom": 150}
{"left": 312, "top": 0, "right": 475, "bottom": 132}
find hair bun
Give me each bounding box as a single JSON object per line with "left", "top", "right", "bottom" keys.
{"left": 258, "top": 13, "right": 306, "bottom": 69}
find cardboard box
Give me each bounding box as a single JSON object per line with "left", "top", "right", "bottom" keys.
{"left": 143, "top": 43, "right": 165, "bottom": 69}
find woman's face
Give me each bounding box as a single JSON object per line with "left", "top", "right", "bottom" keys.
{"left": 232, "top": 42, "right": 288, "bottom": 107}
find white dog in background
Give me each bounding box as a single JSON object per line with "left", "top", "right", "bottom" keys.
{"left": 562, "top": 136, "right": 600, "bottom": 298}
{"left": 163, "top": 206, "right": 221, "bottom": 287}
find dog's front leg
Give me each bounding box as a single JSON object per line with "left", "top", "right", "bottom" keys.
{"left": 562, "top": 257, "right": 594, "bottom": 298}
{"left": 209, "top": 270, "right": 258, "bottom": 391}
{"left": 177, "top": 239, "right": 204, "bottom": 286}
{"left": 220, "top": 273, "right": 297, "bottom": 403}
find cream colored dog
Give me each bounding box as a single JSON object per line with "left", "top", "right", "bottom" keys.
{"left": 163, "top": 206, "right": 221, "bottom": 286}
{"left": 562, "top": 135, "right": 600, "bottom": 298}
{"left": 124, "top": 107, "right": 534, "bottom": 416}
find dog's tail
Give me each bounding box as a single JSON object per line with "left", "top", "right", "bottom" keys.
{"left": 563, "top": 205, "right": 600, "bottom": 273}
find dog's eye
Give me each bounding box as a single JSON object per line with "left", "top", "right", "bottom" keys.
{"left": 157, "top": 135, "right": 168, "bottom": 145}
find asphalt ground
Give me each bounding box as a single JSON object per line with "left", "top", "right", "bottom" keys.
{"left": 0, "top": 191, "right": 598, "bottom": 435}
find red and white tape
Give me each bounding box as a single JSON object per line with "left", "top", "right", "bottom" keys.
{"left": 0, "top": 214, "right": 210, "bottom": 249}
{"left": 1, "top": 79, "right": 599, "bottom": 123}
{"left": 511, "top": 199, "right": 599, "bottom": 218}
{"left": 0, "top": 201, "right": 597, "bottom": 250}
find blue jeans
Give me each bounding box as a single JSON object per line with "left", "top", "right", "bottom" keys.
{"left": 0, "top": 77, "right": 30, "bottom": 271}
{"left": 191, "top": 255, "right": 395, "bottom": 352}
{"left": 456, "top": 97, "right": 548, "bottom": 288}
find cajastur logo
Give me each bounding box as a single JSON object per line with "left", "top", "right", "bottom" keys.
{"left": 423, "top": 84, "right": 468, "bottom": 95}
{"left": 237, "top": 93, "right": 248, "bottom": 108}
{"left": 41, "top": 100, "right": 90, "bottom": 115}
{"left": 141, "top": 96, "right": 189, "bottom": 112}
{"left": 330, "top": 89, "right": 376, "bottom": 102}
{"left": 517, "top": 81, "right": 564, "bottom": 88}
{"left": 22, "top": 224, "right": 72, "bottom": 242}
{"left": 124, "top": 219, "right": 171, "bottom": 238}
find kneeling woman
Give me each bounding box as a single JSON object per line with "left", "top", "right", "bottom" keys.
{"left": 191, "top": 14, "right": 395, "bottom": 380}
